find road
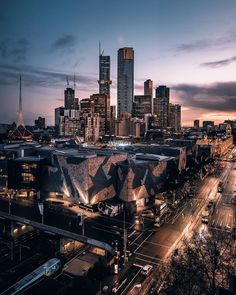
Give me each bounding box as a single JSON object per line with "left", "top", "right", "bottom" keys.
{"left": 0, "top": 151, "right": 235, "bottom": 294}
{"left": 121, "top": 157, "right": 236, "bottom": 294}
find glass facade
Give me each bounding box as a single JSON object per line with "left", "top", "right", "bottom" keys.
{"left": 117, "top": 48, "right": 134, "bottom": 117}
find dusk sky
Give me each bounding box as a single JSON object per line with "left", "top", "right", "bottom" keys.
{"left": 0, "top": 0, "right": 236, "bottom": 126}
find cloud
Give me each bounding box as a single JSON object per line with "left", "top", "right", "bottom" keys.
{"left": 200, "top": 55, "right": 236, "bottom": 68}
{"left": 177, "top": 39, "right": 213, "bottom": 52}
{"left": 0, "top": 39, "right": 29, "bottom": 62}
{"left": 0, "top": 63, "right": 97, "bottom": 90}
{"left": 172, "top": 82, "right": 236, "bottom": 113}
{"left": 176, "top": 29, "right": 236, "bottom": 52}
{"left": 52, "top": 34, "right": 76, "bottom": 51}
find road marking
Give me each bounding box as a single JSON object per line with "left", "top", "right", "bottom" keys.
{"left": 114, "top": 278, "right": 127, "bottom": 294}
{"left": 128, "top": 230, "right": 136, "bottom": 238}
{"left": 129, "top": 232, "right": 143, "bottom": 246}
{"left": 134, "top": 232, "right": 153, "bottom": 253}
{"left": 135, "top": 256, "right": 161, "bottom": 266}
{"left": 133, "top": 239, "right": 170, "bottom": 249}
{"left": 135, "top": 252, "right": 162, "bottom": 262}
{"left": 120, "top": 269, "right": 141, "bottom": 295}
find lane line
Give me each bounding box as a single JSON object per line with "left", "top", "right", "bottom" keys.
{"left": 134, "top": 232, "right": 153, "bottom": 253}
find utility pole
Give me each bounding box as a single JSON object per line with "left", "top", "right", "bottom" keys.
{"left": 8, "top": 193, "right": 11, "bottom": 215}
{"left": 123, "top": 211, "right": 127, "bottom": 267}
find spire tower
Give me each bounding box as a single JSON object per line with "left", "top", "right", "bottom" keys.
{"left": 18, "top": 74, "right": 24, "bottom": 126}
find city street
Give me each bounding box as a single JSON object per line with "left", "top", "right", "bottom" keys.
{"left": 118, "top": 157, "right": 236, "bottom": 294}
{"left": 0, "top": 153, "right": 235, "bottom": 294}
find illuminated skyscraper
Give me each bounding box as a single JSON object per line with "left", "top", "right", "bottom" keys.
{"left": 117, "top": 47, "right": 134, "bottom": 117}
{"left": 153, "top": 85, "right": 169, "bottom": 128}
{"left": 98, "top": 48, "right": 112, "bottom": 97}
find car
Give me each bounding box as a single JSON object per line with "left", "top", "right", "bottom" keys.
{"left": 141, "top": 264, "right": 153, "bottom": 276}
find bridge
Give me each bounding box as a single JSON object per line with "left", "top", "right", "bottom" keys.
{"left": 0, "top": 210, "right": 115, "bottom": 254}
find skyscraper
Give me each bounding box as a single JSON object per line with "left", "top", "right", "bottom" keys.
{"left": 144, "top": 79, "right": 153, "bottom": 97}
{"left": 133, "top": 95, "right": 152, "bottom": 119}
{"left": 98, "top": 51, "right": 112, "bottom": 97}
{"left": 64, "top": 79, "right": 78, "bottom": 110}
{"left": 153, "top": 85, "right": 169, "bottom": 128}
{"left": 117, "top": 47, "right": 134, "bottom": 117}
{"left": 169, "top": 103, "right": 181, "bottom": 131}
{"left": 90, "top": 93, "right": 110, "bottom": 135}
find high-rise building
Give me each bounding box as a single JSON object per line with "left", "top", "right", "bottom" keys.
{"left": 110, "top": 105, "right": 116, "bottom": 135}
{"left": 144, "top": 79, "right": 153, "bottom": 114}
{"left": 169, "top": 104, "right": 181, "bottom": 131}
{"left": 117, "top": 47, "right": 134, "bottom": 117}
{"left": 115, "top": 112, "right": 142, "bottom": 137}
{"left": 194, "top": 120, "right": 200, "bottom": 129}
{"left": 144, "top": 79, "right": 153, "bottom": 97}
{"left": 153, "top": 85, "right": 169, "bottom": 128}
{"left": 90, "top": 93, "right": 110, "bottom": 136}
{"left": 80, "top": 98, "right": 94, "bottom": 114}
{"left": 55, "top": 108, "right": 81, "bottom": 137}
{"left": 98, "top": 53, "right": 112, "bottom": 97}
{"left": 133, "top": 95, "right": 152, "bottom": 119}
{"left": 64, "top": 87, "right": 78, "bottom": 110}
{"left": 84, "top": 113, "right": 100, "bottom": 142}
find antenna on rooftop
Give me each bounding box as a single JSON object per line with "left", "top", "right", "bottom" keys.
{"left": 99, "top": 41, "right": 104, "bottom": 56}
{"left": 66, "top": 76, "right": 69, "bottom": 87}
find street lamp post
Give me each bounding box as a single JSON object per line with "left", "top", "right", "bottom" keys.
{"left": 8, "top": 193, "right": 11, "bottom": 215}
{"left": 123, "top": 211, "right": 127, "bottom": 267}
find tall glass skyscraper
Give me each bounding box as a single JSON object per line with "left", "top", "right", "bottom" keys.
{"left": 153, "top": 85, "right": 170, "bottom": 128}
{"left": 117, "top": 47, "right": 134, "bottom": 118}
{"left": 98, "top": 55, "right": 111, "bottom": 97}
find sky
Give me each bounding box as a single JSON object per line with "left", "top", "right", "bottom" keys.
{"left": 0, "top": 0, "right": 236, "bottom": 126}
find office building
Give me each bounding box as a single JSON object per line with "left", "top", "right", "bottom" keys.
{"left": 169, "top": 104, "right": 181, "bottom": 131}
{"left": 98, "top": 54, "right": 112, "bottom": 97}
{"left": 90, "top": 93, "right": 110, "bottom": 135}
{"left": 84, "top": 113, "right": 100, "bottom": 142}
{"left": 133, "top": 95, "right": 152, "bottom": 119}
{"left": 144, "top": 79, "right": 153, "bottom": 114}
{"left": 64, "top": 86, "right": 78, "bottom": 110}
{"left": 110, "top": 105, "right": 116, "bottom": 135}
{"left": 80, "top": 98, "right": 94, "bottom": 114}
{"left": 117, "top": 47, "right": 134, "bottom": 117}
{"left": 153, "top": 85, "right": 170, "bottom": 128}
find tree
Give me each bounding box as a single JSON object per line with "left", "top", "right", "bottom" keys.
{"left": 162, "top": 230, "right": 235, "bottom": 295}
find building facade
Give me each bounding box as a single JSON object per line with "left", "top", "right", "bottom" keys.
{"left": 169, "top": 103, "right": 181, "bottom": 131}
{"left": 64, "top": 87, "right": 78, "bottom": 110}
{"left": 117, "top": 47, "right": 134, "bottom": 117}
{"left": 98, "top": 55, "right": 112, "bottom": 97}
{"left": 133, "top": 95, "right": 152, "bottom": 119}
{"left": 90, "top": 93, "right": 110, "bottom": 136}
{"left": 153, "top": 85, "right": 170, "bottom": 129}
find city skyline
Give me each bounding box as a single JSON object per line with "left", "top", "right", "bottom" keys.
{"left": 0, "top": 0, "right": 236, "bottom": 126}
